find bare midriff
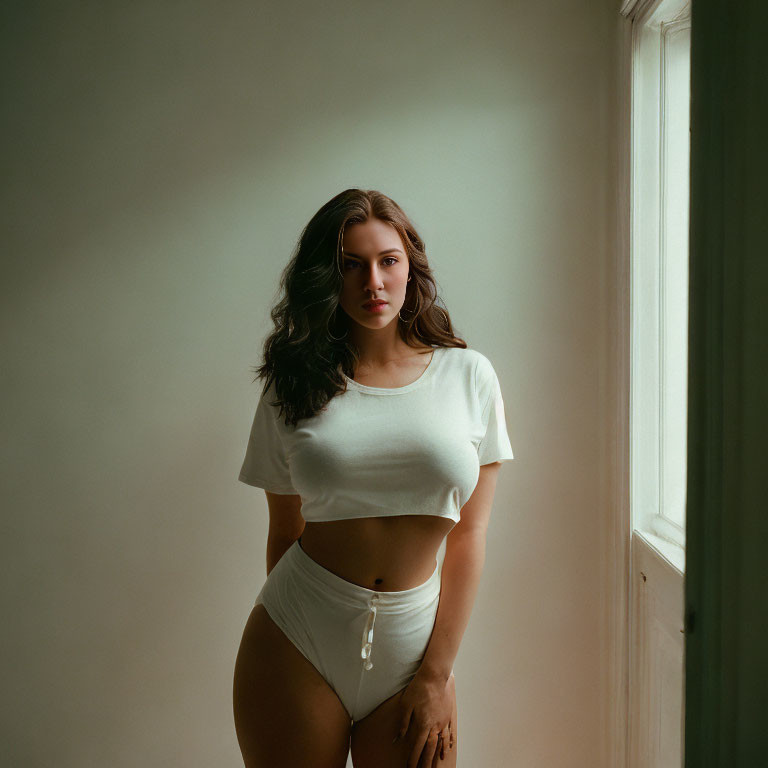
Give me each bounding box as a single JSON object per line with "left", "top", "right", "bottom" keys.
{"left": 299, "top": 342, "right": 453, "bottom": 591}
{"left": 299, "top": 515, "right": 455, "bottom": 591}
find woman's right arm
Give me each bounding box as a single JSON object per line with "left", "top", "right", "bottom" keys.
{"left": 264, "top": 491, "right": 305, "bottom": 575}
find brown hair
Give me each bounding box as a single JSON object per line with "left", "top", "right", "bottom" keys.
{"left": 251, "top": 188, "right": 467, "bottom": 425}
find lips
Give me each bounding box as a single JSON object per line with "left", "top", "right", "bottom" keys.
{"left": 362, "top": 300, "right": 387, "bottom": 308}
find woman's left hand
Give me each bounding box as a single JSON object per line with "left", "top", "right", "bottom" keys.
{"left": 393, "top": 669, "right": 455, "bottom": 767}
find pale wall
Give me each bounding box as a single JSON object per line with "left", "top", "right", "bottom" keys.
{"left": 1, "top": 1, "right": 620, "bottom": 765}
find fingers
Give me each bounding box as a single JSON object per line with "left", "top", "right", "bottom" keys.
{"left": 430, "top": 731, "right": 446, "bottom": 767}
{"left": 403, "top": 726, "right": 455, "bottom": 767}
{"left": 393, "top": 707, "right": 413, "bottom": 744}
{"left": 440, "top": 725, "right": 451, "bottom": 759}
{"left": 411, "top": 728, "right": 440, "bottom": 768}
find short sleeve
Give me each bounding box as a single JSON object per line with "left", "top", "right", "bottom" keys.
{"left": 475, "top": 355, "right": 515, "bottom": 465}
{"left": 238, "top": 381, "right": 298, "bottom": 494}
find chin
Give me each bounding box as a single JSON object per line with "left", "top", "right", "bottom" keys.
{"left": 356, "top": 312, "right": 395, "bottom": 328}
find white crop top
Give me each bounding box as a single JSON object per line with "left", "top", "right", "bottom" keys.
{"left": 237, "top": 346, "right": 514, "bottom": 524}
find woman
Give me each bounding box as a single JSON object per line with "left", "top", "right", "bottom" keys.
{"left": 232, "top": 189, "right": 514, "bottom": 768}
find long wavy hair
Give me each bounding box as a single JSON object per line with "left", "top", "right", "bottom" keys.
{"left": 251, "top": 188, "right": 467, "bottom": 426}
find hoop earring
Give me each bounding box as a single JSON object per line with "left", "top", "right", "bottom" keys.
{"left": 329, "top": 325, "right": 348, "bottom": 341}
{"left": 399, "top": 274, "right": 415, "bottom": 322}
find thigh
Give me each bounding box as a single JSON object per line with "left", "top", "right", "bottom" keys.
{"left": 233, "top": 603, "right": 352, "bottom": 768}
{"left": 349, "top": 672, "right": 457, "bottom": 768}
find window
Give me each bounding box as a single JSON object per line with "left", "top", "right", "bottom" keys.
{"left": 630, "top": 0, "right": 691, "bottom": 571}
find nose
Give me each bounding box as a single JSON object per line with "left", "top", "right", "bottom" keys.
{"left": 361, "top": 264, "right": 384, "bottom": 293}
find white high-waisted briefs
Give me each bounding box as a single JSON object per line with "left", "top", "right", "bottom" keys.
{"left": 254, "top": 537, "right": 443, "bottom": 722}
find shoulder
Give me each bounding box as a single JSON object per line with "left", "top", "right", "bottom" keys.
{"left": 257, "top": 377, "right": 290, "bottom": 424}
{"left": 439, "top": 346, "right": 495, "bottom": 377}
{"left": 437, "top": 345, "right": 482, "bottom": 365}
{"left": 436, "top": 346, "right": 499, "bottom": 397}
{"left": 258, "top": 377, "right": 279, "bottom": 408}
{"left": 471, "top": 349, "right": 498, "bottom": 380}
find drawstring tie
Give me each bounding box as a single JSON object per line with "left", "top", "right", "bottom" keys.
{"left": 360, "top": 593, "right": 380, "bottom": 670}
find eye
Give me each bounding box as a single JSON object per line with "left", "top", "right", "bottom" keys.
{"left": 343, "top": 257, "right": 399, "bottom": 270}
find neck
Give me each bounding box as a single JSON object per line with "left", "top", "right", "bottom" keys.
{"left": 348, "top": 323, "right": 410, "bottom": 362}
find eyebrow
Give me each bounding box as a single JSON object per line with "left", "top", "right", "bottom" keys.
{"left": 341, "top": 248, "right": 404, "bottom": 258}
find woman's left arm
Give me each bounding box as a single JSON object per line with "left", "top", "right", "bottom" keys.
{"left": 394, "top": 463, "right": 504, "bottom": 765}
{"left": 417, "top": 460, "right": 503, "bottom": 683}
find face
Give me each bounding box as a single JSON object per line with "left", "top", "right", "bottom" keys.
{"left": 337, "top": 218, "right": 411, "bottom": 331}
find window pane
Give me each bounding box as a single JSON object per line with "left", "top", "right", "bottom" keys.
{"left": 660, "top": 24, "right": 691, "bottom": 531}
